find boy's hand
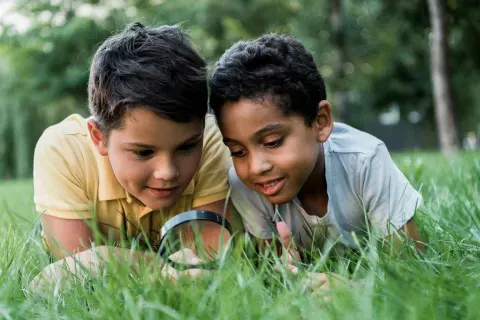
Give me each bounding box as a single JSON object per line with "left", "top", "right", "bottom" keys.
{"left": 28, "top": 260, "right": 74, "bottom": 295}
{"left": 276, "top": 221, "right": 301, "bottom": 274}
{"left": 160, "top": 248, "right": 209, "bottom": 283}
{"left": 28, "top": 246, "right": 111, "bottom": 295}
{"left": 275, "top": 221, "right": 350, "bottom": 296}
{"left": 300, "top": 272, "right": 350, "bottom": 297}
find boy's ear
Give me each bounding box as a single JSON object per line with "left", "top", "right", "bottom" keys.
{"left": 313, "top": 100, "right": 334, "bottom": 143}
{"left": 88, "top": 120, "right": 109, "bottom": 156}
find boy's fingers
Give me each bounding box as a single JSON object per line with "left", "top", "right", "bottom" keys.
{"left": 28, "top": 264, "right": 72, "bottom": 294}
{"left": 276, "top": 221, "right": 292, "bottom": 247}
{"left": 168, "top": 248, "right": 202, "bottom": 265}
{"left": 287, "top": 263, "right": 299, "bottom": 275}
{"left": 274, "top": 262, "right": 299, "bottom": 275}
{"left": 300, "top": 272, "right": 350, "bottom": 292}
{"left": 287, "top": 246, "right": 301, "bottom": 262}
{"left": 161, "top": 264, "right": 177, "bottom": 283}
{"left": 274, "top": 221, "right": 300, "bottom": 274}
{"left": 184, "top": 268, "right": 208, "bottom": 278}
{"left": 301, "top": 272, "right": 328, "bottom": 290}
{"left": 161, "top": 263, "right": 209, "bottom": 283}
{"left": 161, "top": 247, "right": 210, "bottom": 283}
{"left": 276, "top": 221, "right": 301, "bottom": 261}
{"left": 312, "top": 285, "right": 333, "bottom": 302}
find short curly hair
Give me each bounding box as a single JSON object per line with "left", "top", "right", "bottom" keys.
{"left": 88, "top": 22, "right": 208, "bottom": 137}
{"left": 209, "top": 34, "right": 326, "bottom": 125}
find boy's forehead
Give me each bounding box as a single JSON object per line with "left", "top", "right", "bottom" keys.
{"left": 113, "top": 107, "right": 204, "bottom": 145}
{"left": 219, "top": 99, "right": 300, "bottom": 139}
{"left": 222, "top": 98, "right": 284, "bottom": 122}
{"left": 125, "top": 107, "right": 202, "bottom": 126}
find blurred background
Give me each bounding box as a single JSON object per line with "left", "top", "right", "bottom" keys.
{"left": 0, "top": 0, "right": 478, "bottom": 180}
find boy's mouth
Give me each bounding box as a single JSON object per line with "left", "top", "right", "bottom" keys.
{"left": 148, "top": 186, "right": 179, "bottom": 198}
{"left": 254, "top": 178, "right": 285, "bottom": 196}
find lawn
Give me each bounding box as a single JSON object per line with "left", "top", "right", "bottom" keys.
{"left": 1, "top": 152, "right": 479, "bottom": 319}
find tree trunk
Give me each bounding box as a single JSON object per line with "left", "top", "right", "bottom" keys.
{"left": 331, "top": 0, "right": 348, "bottom": 123}
{"left": 427, "top": 0, "right": 459, "bottom": 155}
{"left": 13, "top": 103, "right": 31, "bottom": 179}
{"left": 0, "top": 103, "right": 8, "bottom": 179}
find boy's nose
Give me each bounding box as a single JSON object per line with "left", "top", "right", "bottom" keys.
{"left": 249, "top": 153, "right": 273, "bottom": 176}
{"left": 153, "top": 157, "right": 180, "bottom": 181}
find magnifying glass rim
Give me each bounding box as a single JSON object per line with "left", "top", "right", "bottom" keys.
{"left": 158, "top": 210, "right": 234, "bottom": 269}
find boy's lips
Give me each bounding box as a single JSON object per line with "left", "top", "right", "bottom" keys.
{"left": 148, "top": 186, "right": 179, "bottom": 198}
{"left": 253, "top": 178, "right": 285, "bottom": 196}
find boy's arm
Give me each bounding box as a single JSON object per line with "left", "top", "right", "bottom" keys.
{"left": 361, "top": 143, "right": 424, "bottom": 251}
{"left": 40, "top": 215, "right": 93, "bottom": 260}
{"left": 29, "top": 245, "right": 155, "bottom": 292}
{"left": 385, "top": 218, "right": 424, "bottom": 251}
{"left": 34, "top": 128, "right": 95, "bottom": 260}
{"left": 29, "top": 244, "right": 209, "bottom": 293}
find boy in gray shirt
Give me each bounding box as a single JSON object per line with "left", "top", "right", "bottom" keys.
{"left": 209, "top": 34, "right": 424, "bottom": 258}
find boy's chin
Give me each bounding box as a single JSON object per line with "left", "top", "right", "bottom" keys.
{"left": 264, "top": 191, "right": 297, "bottom": 205}
{"left": 136, "top": 194, "right": 179, "bottom": 211}
{"left": 145, "top": 199, "right": 176, "bottom": 211}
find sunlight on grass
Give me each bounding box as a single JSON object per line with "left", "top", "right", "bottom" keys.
{"left": 1, "top": 152, "right": 480, "bottom": 319}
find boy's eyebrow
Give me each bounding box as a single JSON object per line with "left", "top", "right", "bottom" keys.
{"left": 222, "top": 136, "right": 239, "bottom": 144}
{"left": 253, "top": 124, "right": 286, "bottom": 138}
{"left": 179, "top": 132, "right": 204, "bottom": 145}
{"left": 125, "top": 142, "right": 156, "bottom": 148}
{"left": 223, "top": 124, "right": 286, "bottom": 144}
{"left": 124, "top": 132, "right": 203, "bottom": 149}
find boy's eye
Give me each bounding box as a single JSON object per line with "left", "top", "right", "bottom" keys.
{"left": 178, "top": 141, "right": 200, "bottom": 152}
{"left": 264, "top": 138, "right": 284, "bottom": 148}
{"left": 230, "top": 149, "right": 247, "bottom": 158}
{"left": 133, "top": 150, "right": 154, "bottom": 159}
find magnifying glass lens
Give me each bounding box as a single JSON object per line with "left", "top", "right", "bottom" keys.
{"left": 158, "top": 211, "right": 234, "bottom": 270}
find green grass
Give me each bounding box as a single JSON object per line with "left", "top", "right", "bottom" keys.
{"left": 1, "top": 152, "right": 480, "bottom": 319}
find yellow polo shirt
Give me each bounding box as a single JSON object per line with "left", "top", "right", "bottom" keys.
{"left": 33, "top": 113, "right": 231, "bottom": 246}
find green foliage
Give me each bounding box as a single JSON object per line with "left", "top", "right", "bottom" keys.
{"left": 1, "top": 152, "right": 480, "bottom": 318}
{"left": 0, "top": 0, "right": 479, "bottom": 178}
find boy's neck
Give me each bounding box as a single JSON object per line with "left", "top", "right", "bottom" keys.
{"left": 298, "top": 143, "right": 327, "bottom": 198}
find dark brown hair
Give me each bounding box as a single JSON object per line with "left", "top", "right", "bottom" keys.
{"left": 88, "top": 22, "right": 208, "bottom": 136}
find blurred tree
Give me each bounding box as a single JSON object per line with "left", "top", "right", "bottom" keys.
{"left": 0, "top": 0, "right": 298, "bottom": 179}
{"left": 0, "top": 1, "right": 128, "bottom": 178}
{"left": 330, "top": 0, "right": 348, "bottom": 122}
{"left": 0, "top": 0, "right": 479, "bottom": 178}
{"left": 427, "top": 0, "right": 459, "bottom": 155}
{"left": 192, "top": 0, "right": 297, "bottom": 61}
{"left": 359, "top": 0, "right": 479, "bottom": 145}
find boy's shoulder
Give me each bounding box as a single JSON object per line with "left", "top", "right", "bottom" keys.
{"left": 36, "top": 114, "right": 92, "bottom": 155}
{"left": 35, "top": 114, "right": 96, "bottom": 181}
{"left": 43, "top": 113, "right": 89, "bottom": 137}
{"left": 203, "top": 113, "right": 221, "bottom": 141}
{"left": 326, "top": 122, "right": 385, "bottom": 156}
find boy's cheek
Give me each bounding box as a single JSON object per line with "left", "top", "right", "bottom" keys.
{"left": 232, "top": 162, "right": 249, "bottom": 182}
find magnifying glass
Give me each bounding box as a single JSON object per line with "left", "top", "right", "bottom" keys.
{"left": 158, "top": 210, "right": 234, "bottom": 270}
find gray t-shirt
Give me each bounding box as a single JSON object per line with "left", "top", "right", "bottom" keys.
{"left": 228, "top": 123, "right": 422, "bottom": 250}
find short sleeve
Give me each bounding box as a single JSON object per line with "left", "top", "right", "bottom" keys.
{"left": 361, "top": 143, "right": 422, "bottom": 237}
{"left": 228, "top": 168, "right": 276, "bottom": 239}
{"left": 191, "top": 116, "right": 232, "bottom": 207}
{"left": 33, "top": 128, "right": 91, "bottom": 219}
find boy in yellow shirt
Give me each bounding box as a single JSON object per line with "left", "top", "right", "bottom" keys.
{"left": 31, "top": 22, "right": 235, "bottom": 288}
